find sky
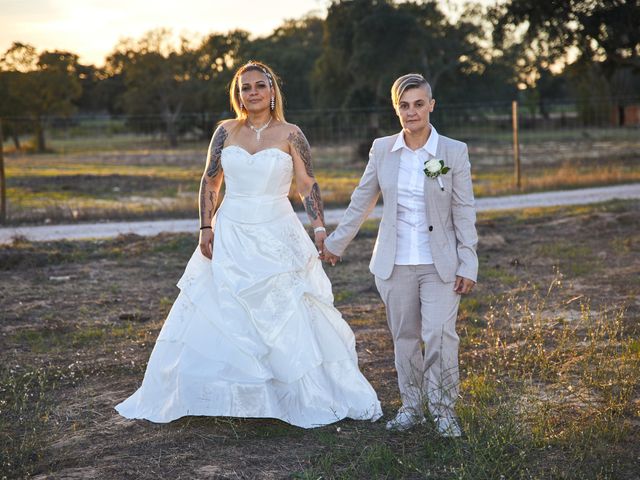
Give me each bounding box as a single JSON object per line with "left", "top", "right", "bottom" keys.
{"left": 0, "top": 0, "right": 496, "bottom": 66}
{"left": 0, "top": 0, "right": 328, "bottom": 65}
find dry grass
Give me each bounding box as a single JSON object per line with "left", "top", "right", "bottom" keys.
{"left": 1, "top": 199, "right": 638, "bottom": 478}
{"left": 3, "top": 134, "right": 639, "bottom": 225}
{"left": 473, "top": 160, "right": 640, "bottom": 197}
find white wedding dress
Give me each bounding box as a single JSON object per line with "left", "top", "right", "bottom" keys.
{"left": 115, "top": 145, "right": 382, "bottom": 428}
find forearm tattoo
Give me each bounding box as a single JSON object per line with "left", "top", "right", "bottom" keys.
{"left": 206, "top": 126, "right": 228, "bottom": 178}
{"left": 199, "top": 177, "right": 218, "bottom": 226}
{"left": 288, "top": 130, "right": 314, "bottom": 177}
{"left": 304, "top": 182, "right": 325, "bottom": 224}
{"left": 199, "top": 126, "right": 226, "bottom": 225}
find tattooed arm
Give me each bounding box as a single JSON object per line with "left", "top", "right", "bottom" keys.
{"left": 288, "top": 127, "right": 326, "bottom": 254}
{"left": 198, "top": 123, "right": 228, "bottom": 259}
{"left": 288, "top": 127, "right": 325, "bottom": 226}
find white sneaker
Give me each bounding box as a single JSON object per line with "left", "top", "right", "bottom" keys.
{"left": 434, "top": 416, "right": 462, "bottom": 438}
{"left": 385, "top": 407, "right": 426, "bottom": 431}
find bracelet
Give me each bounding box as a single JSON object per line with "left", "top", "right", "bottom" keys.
{"left": 199, "top": 226, "right": 212, "bottom": 230}
{"left": 313, "top": 226, "right": 326, "bottom": 234}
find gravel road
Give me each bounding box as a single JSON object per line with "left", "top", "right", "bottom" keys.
{"left": 1, "top": 183, "right": 638, "bottom": 244}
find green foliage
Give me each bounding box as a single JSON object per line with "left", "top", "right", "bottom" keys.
{"left": 105, "top": 29, "right": 249, "bottom": 146}
{"left": 1, "top": 2, "right": 639, "bottom": 155}
{"left": 240, "top": 17, "right": 323, "bottom": 110}
{"left": 0, "top": 366, "right": 56, "bottom": 477}
{"left": 493, "top": 0, "right": 640, "bottom": 73}
{"left": 312, "top": 0, "right": 486, "bottom": 109}
{"left": 0, "top": 43, "right": 82, "bottom": 152}
{"left": 491, "top": 0, "right": 640, "bottom": 102}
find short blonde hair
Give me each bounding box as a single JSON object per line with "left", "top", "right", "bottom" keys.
{"left": 391, "top": 73, "right": 432, "bottom": 108}
{"left": 229, "top": 61, "right": 285, "bottom": 122}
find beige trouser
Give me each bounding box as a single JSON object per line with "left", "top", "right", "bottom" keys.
{"left": 375, "top": 264, "right": 461, "bottom": 418}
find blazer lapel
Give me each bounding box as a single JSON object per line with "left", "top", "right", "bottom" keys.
{"left": 424, "top": 141, "right": 445, "bottom": 226}
{"left": 383, "top": 134, "right": 402, "bottom": 208}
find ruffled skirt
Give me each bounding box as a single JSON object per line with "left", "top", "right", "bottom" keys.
{"left": 115, "top": 204, "right": 382, "bottom": 428}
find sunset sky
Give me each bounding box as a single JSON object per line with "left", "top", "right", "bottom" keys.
{"left": 1, "top": 0, "right": 495, "bottom": 66}
{"left": 0, "top": 0, "right": 327, "bottom": 65}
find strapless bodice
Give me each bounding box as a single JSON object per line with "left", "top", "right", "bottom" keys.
{"left": 222, "top": 145, "right": 293, "bottom": 197}
{"left": 219, "top": 146, "right": 294, "bottom": 224}
{"left": 114, "top": 144, "right": 383, "bottom": 428}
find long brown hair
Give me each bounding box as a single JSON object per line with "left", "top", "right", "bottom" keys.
{"left": 229, "top": 61, "right": 285, "bottom": 122}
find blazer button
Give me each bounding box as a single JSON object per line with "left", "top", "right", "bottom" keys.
{"left": 428, "top": 226, "right": 433, "bottom": 232}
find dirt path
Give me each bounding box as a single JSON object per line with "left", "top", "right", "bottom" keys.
{"left": 2, "top": 199, "right": 639, "bottom": 479}
{"left": 1, "top": 183, "right": 639, "bottom": 244}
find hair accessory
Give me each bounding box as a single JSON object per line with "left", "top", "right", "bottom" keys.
{"left": 245, "top": 62, "right": 273, "bottom": 87}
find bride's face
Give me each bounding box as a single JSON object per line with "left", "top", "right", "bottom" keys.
{"left": 239, "top": 70, "right": 273, "bottom": 114}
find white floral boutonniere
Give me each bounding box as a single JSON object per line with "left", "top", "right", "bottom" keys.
{"left": 423, "top": 158, "right": 451, "bottom": 191}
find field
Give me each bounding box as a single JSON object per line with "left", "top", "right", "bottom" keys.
{"left": 2, "top": 130, "right": 640, "bottom": 225}
{"left": 1, "top": 199, "right": 639, "bottom": 479}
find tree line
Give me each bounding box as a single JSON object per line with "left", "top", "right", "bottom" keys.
{"left": 1, "top": 0, "right": 638, "bottom": 151}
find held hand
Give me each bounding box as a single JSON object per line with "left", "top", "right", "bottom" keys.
{"left": 323, "top": 246, "right": 341, "bottom": 267}
{"left": 314, "top": 230, "right": 327, "bottom": 259}
{"left": 454, "top": 276, "right": 475, "bottom": 295}
{"left": 199, "top": 228, "right": 214, "bottom": 259}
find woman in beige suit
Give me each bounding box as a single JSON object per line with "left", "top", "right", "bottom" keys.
{"left": 323, "top": 73, "right": 478, "bottom": 436}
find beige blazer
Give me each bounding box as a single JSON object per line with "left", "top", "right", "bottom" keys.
{"left": 324, "top": 131, "right": 478, "bottom": 283}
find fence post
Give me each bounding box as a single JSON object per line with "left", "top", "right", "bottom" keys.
{"left": 0, "top": 117, "right": 6, "bottom": 224}
{"left": 512, "top": 100, "right": 521, "bottom": 190}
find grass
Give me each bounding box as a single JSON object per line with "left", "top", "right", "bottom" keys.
{"left": 536, "top": 243, "right": 602, "bottom": 276}
{"left": 0, "top": 200, "right": 638, "bottom": 478}
{"left": 472, "top": 160, "right": 640, "bottom": 197}
{"left": 2, "top": 132, "right": 639, "bottom": 225}
{"left": 0, "top": 365, "right": 58, "bottom": 478}
{"left": 300, "top": 284, "right": 639, "bottom": 479}
{"left": 11, "top": 323, "right": 138, "bottom": 354}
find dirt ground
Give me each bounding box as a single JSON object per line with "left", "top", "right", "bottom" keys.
{"left": 1, "top": 200, "right": 639, "bottom": 479}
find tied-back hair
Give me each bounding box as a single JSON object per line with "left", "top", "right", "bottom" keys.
{"left": 391, "top": 73, "right": 432, "bottom": 108}
{"left": 229, "top": 61, "right": 285, "bottom": 122}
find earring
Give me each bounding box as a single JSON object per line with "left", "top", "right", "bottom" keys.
{"left": 240, "top": 103, "right": 244, "bottom": 110}
{"left": 270, "top": 97, "right": 275, "bottom": 111}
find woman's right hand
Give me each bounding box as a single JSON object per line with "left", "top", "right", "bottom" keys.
{"left": 199, "top": 228, "right": 214, "bottom": 259}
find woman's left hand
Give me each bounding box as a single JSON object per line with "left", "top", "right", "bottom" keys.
{"left": 314, "top": 230, "right": 327, "bottom": 259}
{"left": 454, "top": 276, "right": 475, "bottom": 294}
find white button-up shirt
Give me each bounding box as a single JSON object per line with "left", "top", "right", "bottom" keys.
{"left": 391, "top": 125, "right": 440, "bottom": 265}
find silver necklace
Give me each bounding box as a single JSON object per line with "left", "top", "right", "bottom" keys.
{"left": 248, "top": 117, "right": 272, "bottom": 141}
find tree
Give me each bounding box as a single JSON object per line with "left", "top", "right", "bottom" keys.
{"left": 400, "top": 1, "right": 485, "bottom": 98}
{"left": 193, "top": 30, "right": 249, "bottom": 120}
{"left": 239, "top": 16, "right": 323, "bottom": 110}
{"left": 75, "top": 63, "right": 109, "bottom": 112}
{"left": 491, "top": 0, "right": 640, "bottom": 91}
{"left": 0, "top": 43, "right": 82, "bottom": 152}
{"left": 312, "top": 0, "right": 484, "bottom": 109}
{"left": 0, "top": 43, "right": 37, "bottom": 149}
{"left": 107, "top": 30, "right": 192, "bottom": 146}
{"left": 107, "top": 29, "right": 248, "bottom": 145}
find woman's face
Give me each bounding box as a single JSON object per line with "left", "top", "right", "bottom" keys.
{"left": 238, "top": 69, "right": 273, "bottom": 114}
{"left": 395, "top": 86, "right": 435, "bottom": 133}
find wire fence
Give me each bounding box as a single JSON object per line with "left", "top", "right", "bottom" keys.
{"left": 1, "top": 97, "right": 638, "bottom": 226}
{"left": 1, "top": 97, "right": 639, "bottom": 164}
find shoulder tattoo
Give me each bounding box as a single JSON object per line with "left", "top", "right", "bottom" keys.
{"left": 288, "top": 130, "right": 314, "bottom": 177}
{"left": 206, "top": 126, "right": 228, "bottom": 178}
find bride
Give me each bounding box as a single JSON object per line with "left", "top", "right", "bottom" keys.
{"left": 115, "top": 61, "right": 382, "bottom": 428}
